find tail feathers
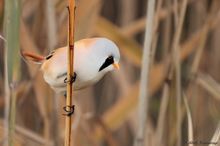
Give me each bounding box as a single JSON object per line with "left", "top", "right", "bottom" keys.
{"left": 20, "top": 50, "right": 45, "bottom": 65}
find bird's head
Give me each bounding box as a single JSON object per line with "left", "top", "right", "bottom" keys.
{"left": 91, "top": 38, "right": 120, "bottom": 73}
{"left": 98, "top": 55, "right": 120, "bottom": 72}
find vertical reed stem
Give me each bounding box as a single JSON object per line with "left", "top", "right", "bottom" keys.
{"left": 171, "top": 0, "right": 187, "bottom": 145}
{"left": 134, "top": 0, "right": 155, "bottom": 146}
{"left": 4, "top": 0, "right": 21, "bottom": 146}
{"left": 64, "top": 0, "right": 75, "bottom": 146}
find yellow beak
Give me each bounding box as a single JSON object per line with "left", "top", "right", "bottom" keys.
{"left": 113, "top": 63, "right": 120, "bottom": 70}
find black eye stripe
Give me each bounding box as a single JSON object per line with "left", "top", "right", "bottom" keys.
{"left": 99, "top": 56, "right": 114, "bottom": 72}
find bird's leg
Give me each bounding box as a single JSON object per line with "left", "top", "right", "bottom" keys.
{"left": 63, "top": 105, "right": 75, "bottom": 116}
{"left": 64, "top": 72, "right": 77, "bottom": 83}
{"left": 63, "top": 73, "right": 76, "bottom": 116}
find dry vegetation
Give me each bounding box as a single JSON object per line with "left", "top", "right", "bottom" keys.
{"left": 1, "top": 0, "right": 220, "bottom": 146}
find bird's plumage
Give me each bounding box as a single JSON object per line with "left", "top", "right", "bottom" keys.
{"left": 39, "top": 37, "right": 120, "bottom": 94}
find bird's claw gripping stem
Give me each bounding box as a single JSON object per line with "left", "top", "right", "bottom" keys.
{"left": 63, "top": 105, "right": 75, "bottom": 116}
{"left": 64, "top": 72, "right": 76, "bottom": 84}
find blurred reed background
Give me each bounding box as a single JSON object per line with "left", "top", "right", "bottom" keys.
{"left": 1, "top": 0, "right": 220, "bottom": 146}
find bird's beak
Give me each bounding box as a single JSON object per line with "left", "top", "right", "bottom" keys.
{"left": 113, "top": 63, "right": 120, "bottom": 70}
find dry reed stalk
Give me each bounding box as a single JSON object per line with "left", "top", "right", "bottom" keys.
{"left": 21, "top": 19, "right": 53, "bottom": 146}
{"left": 171, "top": 0, "right": 188, "bottom": 145}
{"left": 93, "top": 9, "right": 220, "bottom": 141}
{"left": 121, "top": 0, "right": 195, "bottom": 37}
{"left": 190, "top": 0, "right": 219, "bottom": 76}
{"left": 0, "top": 122, "right": 23, "bottom": 146}
{"left": 161, "top": 0, "right": 171, "bottom": 59}
{"left": 64, "top": 0, "right": 76, "bottom": 146}
{"left": 21, "top": 22, "right": 53, "bottom": 141}
{"left": 208, "top": 122, "right": 220, "bottom": 146}
{"left": 46, "top": 0, "right": 57, "bottom": 51}
{"left": 190, "top": 27, "right": 208, "bottom": 75}
{"left": 96, "top": 1, "right": 212, "bottom": 68}
{"left": 0, "top": 80, "right": 35, "bottom": 109}
{"left": 196, "top": 73, "right": 220, "bottom": 101}
{"left": 45, "top": 0, "right": 58, "bottom": 144}
{"left": 3, "top": 13, "right": 9, "bottom": 146}
{"left": 3, "top": 22, "right": 10, "bottom": 146}
{"left": 119, "top": 0, "right": 136, "bottom": 26}
{"left": 150, "top": 0, "right": 163, "bottom": 65}
{"left": 134, "top": 1, "right": 156, "bottom": 146}
{"left": 173, "top": 0, "right": 179, "bottom": 28}
{"left": 183, "top": 94, "right": 194, "bottom": 146}
{"left": 15, "top": 82, "right": 33, "bottom": 105}
{"left": 3, "top": 0, "right": 21, "bottom": 146}
{"left": 155, "top": 83, "right": 170, "bottom": 146}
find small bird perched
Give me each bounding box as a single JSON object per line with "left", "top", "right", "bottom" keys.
{"left": 22, "top": 37, "right": 120, "bottom": 95}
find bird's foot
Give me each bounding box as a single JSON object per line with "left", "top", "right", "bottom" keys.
{"left": 64, "top": 72, "right": 77, "bottom": 84}
{"left": 63, "top": 105, "right": 75, "bottom": 116}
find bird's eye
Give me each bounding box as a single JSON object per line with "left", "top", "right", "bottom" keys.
{"left": 107, "top": 55, "right": 113, "bottom": 60}
{"left": 99, "top": 55, "right": 114, "bottom": 71}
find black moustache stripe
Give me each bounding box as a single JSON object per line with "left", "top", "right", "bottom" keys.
{"left": 99, "top": 56, "right": 114, "bottom": 72}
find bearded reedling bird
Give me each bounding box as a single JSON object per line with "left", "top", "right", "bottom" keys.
{"left": 22, "top": 37, "right": 120, "bottom": 95}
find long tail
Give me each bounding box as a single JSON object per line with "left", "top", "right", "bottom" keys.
{"left": 20, "top": 50, "right": 45, "bottom": 65}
